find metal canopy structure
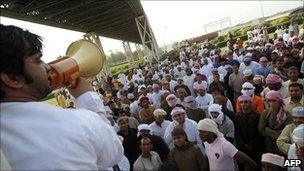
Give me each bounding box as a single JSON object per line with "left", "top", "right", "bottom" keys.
{"left": 0, "top": 0, "right": 145, "bottom": 43}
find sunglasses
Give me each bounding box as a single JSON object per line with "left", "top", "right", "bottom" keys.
{"left": 240, "top": 101, "right": 250, "bottom": 104}
{"left": 187, "top": 101, "right": 195, "bottom": 103}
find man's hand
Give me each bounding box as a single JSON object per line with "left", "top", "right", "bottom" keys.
{"left": 68, "top": 77, "right": 94, "bottom": 98}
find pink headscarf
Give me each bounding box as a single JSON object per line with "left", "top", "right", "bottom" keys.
{"left": 166, "top": 94, "right": 178, "bottom": 107}
{"left": 171, "top": 107, "right": 186, "bottom": 116}
{"left": 261, "top": 153, "right": 285, "bottom": 168}
{"left": 265, "top": 90, "right": 286, "bottom": 123}
{"left": 184, "top": 96, "right": 198, "bottom": 108}
{"left": 237, "top": 95, "right": 252, "bottom": 102}
{"left": 266, "top": 74, "right": 282, "bottom": 84}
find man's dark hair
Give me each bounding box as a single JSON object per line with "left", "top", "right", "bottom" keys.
{"left": 289, "top": 82, "right": 303, "bottom": 90}
{"left": 288, "top": 66, "right": 299, "bottom": 72}
{"left": 232, "top": 61, "right": 240, "bottom": 67}
{"left": 276, "top": 57, "right": 284, "bottom": 62}
{"left": 0, "top": 24, "right": 43, "bottom": 98}
{"left": 209, "top": 85, "right": 224, "bottom": 95}
{"left": 140, "top": 137, "right": 151, "bottom": 145}
{"left": 171, "top": 127, "right": 189, "bottom": 142}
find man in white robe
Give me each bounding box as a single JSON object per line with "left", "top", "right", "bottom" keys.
{"left": 195, "top": 85, "right": 213, "bottom": 112}
{"left": 149, "top": 109, "right": 171, "bottom": 139}
{"left": 165, "top": 74, "right": 178, "bottom": 93}
{"left": 199, "top": 58, "right": 213, "bottom": 78}
{"left": 118, "top": 72, "right": 128, "bottom": 87}
{"left": 150, "top": 84, "right": 163, "bottom": 109}
{"left": 0, "top": 25, "right": 123, "bottom": 170}
{"left": 164, "top": 107, "right": 205, "bottom": 153}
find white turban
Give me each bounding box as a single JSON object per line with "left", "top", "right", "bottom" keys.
{"left": 171, "top": 107, "right": 186, "bottom": 116}
{"left": 242, "top": 82, "right": 255, "bottom": 89}
{"left": 197, "top": 118, "right": 223, "bottom": 137}
{"left": 137, "top": 124, "right": 152, "bottom": 137}
{"left": 292, "top": 107, "right": 304, "bottom": 117}
{"left": 127, "top": 93, "right": 135, "bottom": 99}
{"left": 292, "top": 124, "right": 304, "bottom": 147}
{"left": 241, "top": 82, "right": 255, "bottom": 97}
{"left": 138, "top": 124, "right": 152, "bottom": 132}
{"left": 261, "top": 153, "right": 285, "bottom": 168}
{"left": 208, "top": 104, "right": 222, "bottom": 113}
{"left": 153, "top": 109, "right": 167, "bottom": 116}
{"left": 208, "top": 104, "right": 224, "bottom": 125}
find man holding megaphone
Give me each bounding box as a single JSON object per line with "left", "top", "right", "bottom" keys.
{"left": 0, "top": 24, "right": 124, "bottom": 170}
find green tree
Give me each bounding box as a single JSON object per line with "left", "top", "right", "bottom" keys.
{"left": 108, "top": 50, "right": 127, "bottom": 66}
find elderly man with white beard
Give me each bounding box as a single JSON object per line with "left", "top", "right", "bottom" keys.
{"left": 149, "top": 109, "right": 171, "bottom": 139}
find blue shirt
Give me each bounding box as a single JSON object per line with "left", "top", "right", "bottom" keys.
{"left": 255, "top": 66, "right": 270, "bottom": 77}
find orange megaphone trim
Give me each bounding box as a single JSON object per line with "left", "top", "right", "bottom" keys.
{"left": 49, "top": 57, "right": 80, "bottom": 89}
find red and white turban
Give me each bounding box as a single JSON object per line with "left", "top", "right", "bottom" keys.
{"left": 266, "top": 90, "right": 286, "bottom": 123}
{"left": 266, "top": 74, "right": 282, "bottom": 84}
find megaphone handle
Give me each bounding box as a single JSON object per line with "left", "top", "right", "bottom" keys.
{"left": 68, "top": 72, "right": 80, "bottom": 88}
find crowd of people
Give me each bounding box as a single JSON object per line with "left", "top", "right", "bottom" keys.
{"left": 1, "top": 18, "right": 304, "bottom": 171}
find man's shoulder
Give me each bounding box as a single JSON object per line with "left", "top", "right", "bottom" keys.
{"left": 206, "top": 93, "right": 213, "bottom": 98}
{"left": 151, "top": 151, "right": 160, "bottom": 157}
{"left": 284, "top": 97, "right": 291, "bottom": 103}
{"left": 186, "top": 118, "right": 198, "bottom": 126}
{"left": 2, "top": 101, "right": 96, "bottom": 119}
{"left": 150, "top": 134, "right": 163, "bottom": 141}
{"left": 253, "top": 95, "right": 263, "bottom": 101}
{"left": 129, "top": 128, "right": 139, "bottom": 134}
{"left": 223, "top": 116, "right": 234, "bottom": 126}
{"left": 165, "top": 122, "right": 175, "bottom": 130}
{"left": 284, "top": 123, "right": 297, "bottom": 131}
{"left": 149, "top": 122, "right": 157, "bottom": 127}
{"left": 133, "top": 156, "right": 144, "bottom": 169}
{"left": 130, "top": 101, "right": 138, "bottom": 107}
{"left": 163, "top": 120, "right": 172, "bottom": 125}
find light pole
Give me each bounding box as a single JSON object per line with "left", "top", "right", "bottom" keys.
{"left": 260, "top": 0, "right": 265, "bottom": 18}
{"left": 162, "top": 26, "right": 167, "bottom": 52}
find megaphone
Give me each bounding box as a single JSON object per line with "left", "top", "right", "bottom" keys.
{"left": 48, "top": 39, "right": 105, "bottom": 89}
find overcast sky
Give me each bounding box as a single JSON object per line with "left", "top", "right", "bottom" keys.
{"left": 1, "top": 1, "right": 302, "bottom": 62}
{"left": 141, "top": 1, "right": 303, "bottom": 47}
